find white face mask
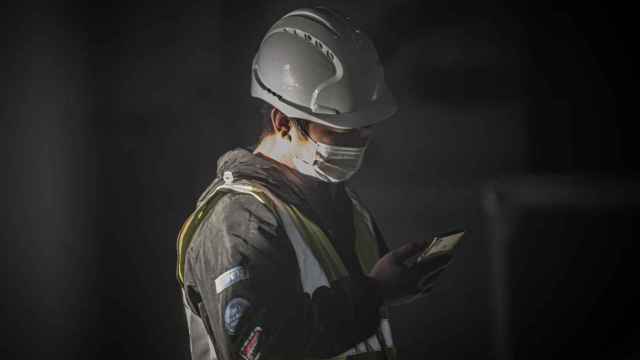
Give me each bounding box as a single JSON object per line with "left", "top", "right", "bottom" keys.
{"left": 290, "top": 124, "right": 368, "bottom": 183}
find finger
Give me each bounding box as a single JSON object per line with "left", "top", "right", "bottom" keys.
{"left": 417, "top": 267, "right": 447, "bottom": 289}
{"left": 392, "top": 240, "right": 426, "bottom": 262}
{"left": 416, "top": 252, "right": 452, "bottom": 269}
{"left": 409, "top": 254, "right": 451, "bottom": 281}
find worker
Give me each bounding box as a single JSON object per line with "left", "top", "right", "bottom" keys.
{"left": 176, "top": 7, "right": 452, "bottom": 360}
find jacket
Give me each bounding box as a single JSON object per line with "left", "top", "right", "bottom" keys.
{"left": 179, "top": 148, "right": 390, "bottom": 360}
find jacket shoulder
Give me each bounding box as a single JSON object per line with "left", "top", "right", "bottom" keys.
{"left": 184, "top": 189, "right": 300, "bottom": 290}
{"left": 346, "top": 185, "right": 390, "bottom": 256}
{"left": 188, "top": 191, "right": 280, "bottom": 257}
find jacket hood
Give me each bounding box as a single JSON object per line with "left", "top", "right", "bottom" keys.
{"left": 197, "top": 148, "right": 329, "bottom": 222}
{"left": 193, "top": 147, "right": 390, "bottom": 263}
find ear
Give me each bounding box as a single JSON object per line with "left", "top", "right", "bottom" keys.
{"left": 271, "top": 108, "right": 292, "bottom": 140}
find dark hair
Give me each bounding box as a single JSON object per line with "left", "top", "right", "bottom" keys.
{"left": 258, "top": 103, "right": 273, "bottom": 142}
{"left": 258, "top": 103, "right": 309, "bottom": 142}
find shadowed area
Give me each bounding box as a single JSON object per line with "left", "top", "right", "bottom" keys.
{"left": 1, "top": 1, "right": 635, "bottom": 359}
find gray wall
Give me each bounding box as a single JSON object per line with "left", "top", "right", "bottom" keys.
{"left": 2, "top": 1, "right": 633, "bottom": 359}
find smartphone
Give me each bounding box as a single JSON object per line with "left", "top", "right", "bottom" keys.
{"left": 416, "top": 229, "right": 465, "bottom": 263}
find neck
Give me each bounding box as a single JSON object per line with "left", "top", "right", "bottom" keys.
{"left": 254, "top": 134, "right": 346, "bottom": 194}
{"left": 253, "top": 134, "right": 295, "bottom": 168}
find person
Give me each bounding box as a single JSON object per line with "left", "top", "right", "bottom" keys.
{"left": 176, "top": 7, "right": 452, "bottom": 360}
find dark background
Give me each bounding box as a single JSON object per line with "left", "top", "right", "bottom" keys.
{"left": 2, "top": 0, "right": 637, "bottom": 359}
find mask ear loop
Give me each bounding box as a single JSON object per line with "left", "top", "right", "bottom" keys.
{"left": 290, "top": 119, "right": 320, "bottom": 168}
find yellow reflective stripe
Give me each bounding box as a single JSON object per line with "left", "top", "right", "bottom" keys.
{"left": 345, "top": 187, "right": 380, "bottom": 274}
{"left": 177, "top": 191, "right": 226, "bottom": 286}
{"left": 176, "top": 184, "right": 270, "bottom": 287}
{"left": 285, "top": 190, "right": 381, "bottom": 281}
{"left": 328, "top": 356, "right": 347, "bottom": 360}
{"left": 353, "top": 209, "right": 379, "bottom": 273}
{"left": 382, "top": 347, "right": 397, "bottom": 360}
{"left": 287, "top": 205, "right": 348, "bottom": 282}
{"left": 177, "top": 180, "right": 396, "bottom": 359}
{"left": 177, "top": 211, "right": 196, "bottom": 286}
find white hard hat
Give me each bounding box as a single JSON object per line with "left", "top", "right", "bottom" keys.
{"left": 250, "top": 7, "right": 397, "bottom": 130}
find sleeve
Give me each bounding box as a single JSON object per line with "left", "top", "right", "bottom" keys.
{"left": 345, "top": 185, "right": 390, "bottom": 258}
{"left": 184, "top": 192, "right": 383, "bottom": 360}
{"left": 370, "top": 215, "right": 391, "bottom": 257}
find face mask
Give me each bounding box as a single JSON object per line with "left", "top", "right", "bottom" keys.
{"left": 290, "top": 124, "right": 368, "bottom": 183}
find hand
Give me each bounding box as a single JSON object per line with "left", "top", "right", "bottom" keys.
{"left": 369, "top": 240, "right": 452, "bottom": 305}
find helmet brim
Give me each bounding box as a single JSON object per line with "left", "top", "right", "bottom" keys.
{"left": 251, "top": 70, "right": 397, "bottom": 130}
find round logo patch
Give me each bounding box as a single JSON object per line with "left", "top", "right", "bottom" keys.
{"left": 224, "top": 297, "right": 251, "bottom": 335}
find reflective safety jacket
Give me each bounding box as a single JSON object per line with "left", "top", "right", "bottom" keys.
{"left": 176, "top": 149, "right": 395, "bottom": 360}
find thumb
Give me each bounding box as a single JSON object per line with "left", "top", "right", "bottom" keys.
{"left": 392, "top": 240, "right": 426, "bottom": 262}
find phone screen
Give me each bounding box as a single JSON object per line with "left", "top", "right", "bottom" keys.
{"left": 416, "top": 230, "right": 465, "bottom": 263}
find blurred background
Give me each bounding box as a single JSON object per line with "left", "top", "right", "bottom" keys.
{"left": 2, "top": 0, "right": 637, "bottom": 359}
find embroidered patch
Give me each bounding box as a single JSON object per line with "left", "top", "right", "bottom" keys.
{"left": 240, "top": 326, "right": 263, "bottom": 360}
{"left": 215, "top": 266, "right": 250, "bottom": 294}
{"left": 224, "top": 297, "right": 251, "bottom": 335}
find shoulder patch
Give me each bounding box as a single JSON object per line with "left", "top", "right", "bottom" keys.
{"left": 216, "top": 266, "right": 250, "bottom": 294}
{"left": 240, "top": 326, "right": 263, "bottom": 360}
{"left": 224, "top": 297, "right": 251, "bottom": 335}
